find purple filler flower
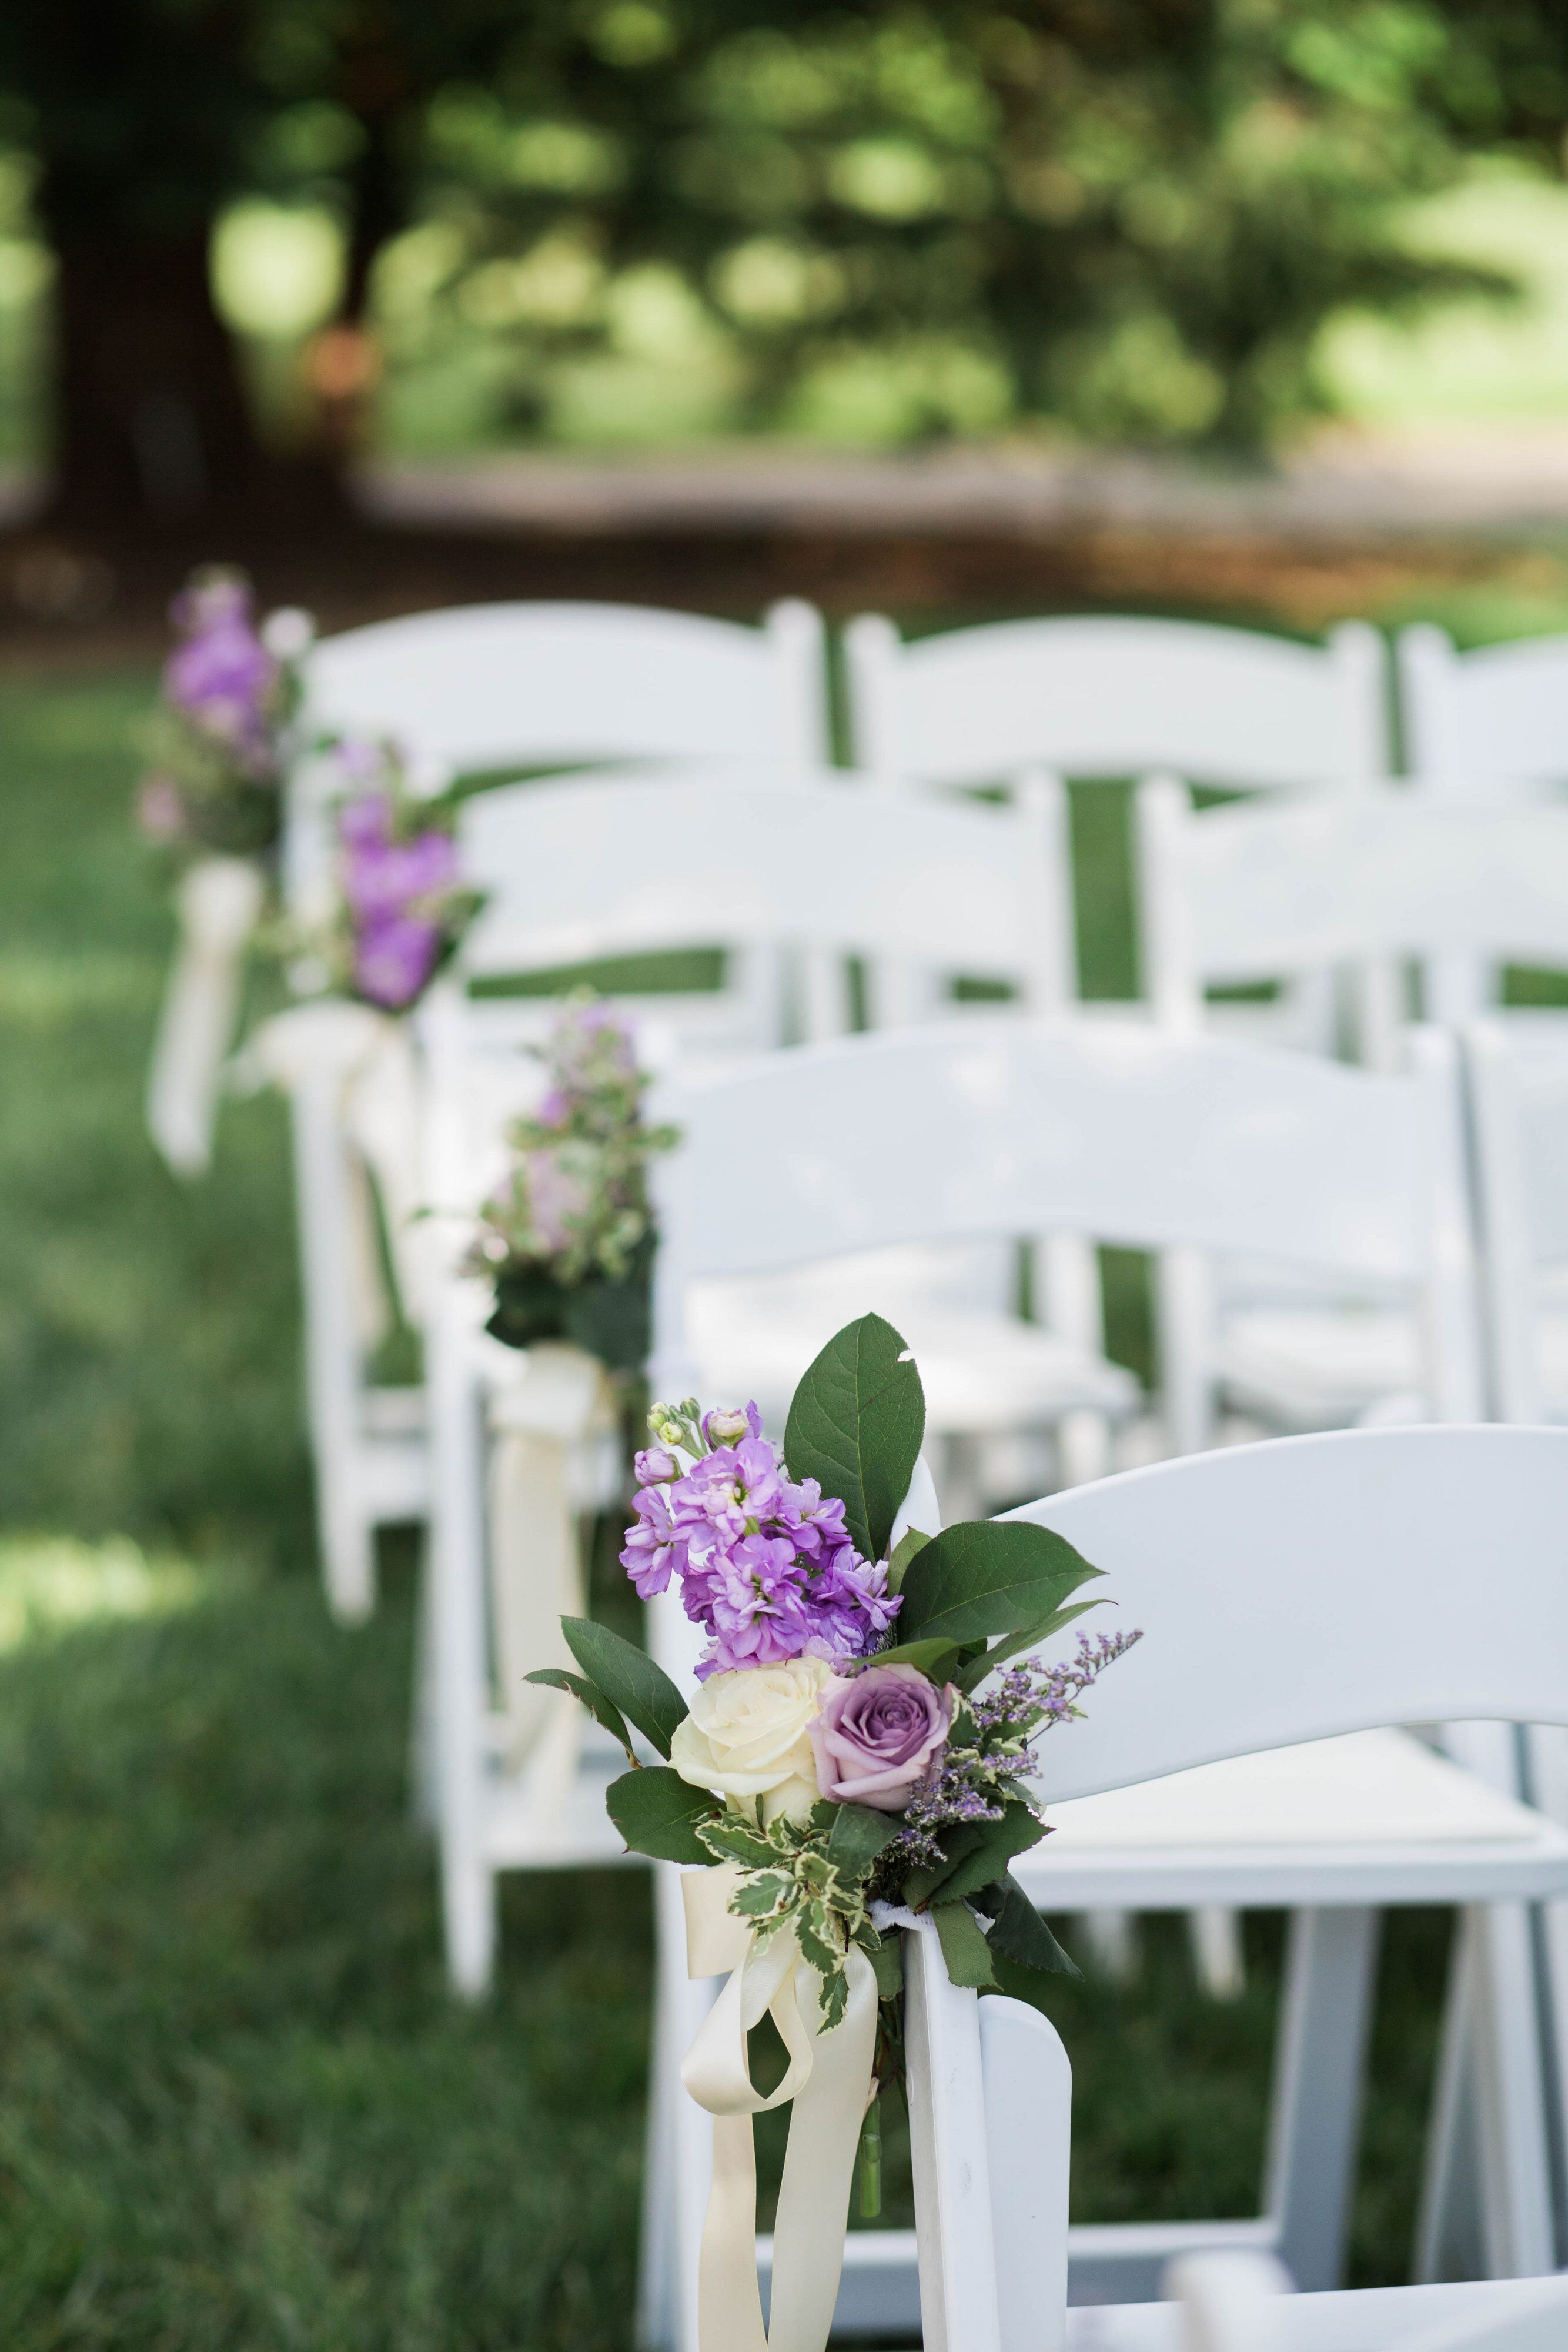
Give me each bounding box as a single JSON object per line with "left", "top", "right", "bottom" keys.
{"left": 354, "top": 914, "right": 442, "bottom": 1010}
{"left": 163, "top": 574, "right": 278, "bottom": 764}
{"left": 809, "top": 1664, "right": 955, "bottom": 1810}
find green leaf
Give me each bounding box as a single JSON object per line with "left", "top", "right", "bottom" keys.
{"left": 523, "top": 1666, "right": 635, "bottom": 1762}
{"left": 984, "top": 1874, "right": 1082, "bottom": 1981}
{"left": 932, "top": 1900, "right": 998, "bottom": 1989}
{"left": 904, "top": 1822, "right": 989, "bottom": 1910}
{"left": 896, "top": 1522, "right": 1103, "bottom": 1649}
{"left": 561, "top": 1617, "right": 687, "bottom": 1759}
{"left": 870, "top": 1636, "right": 967, "bottom": 1682}
{"left": 606, "top": 1766, "right": 720, "bottom": 1863}
{"left": 826, "top": 1803, "right": 905, "bottom": 1879}
{"left": 784, "top": 1314, "right": 925, "bottom": 1565}
{"left": 732, "top": 1874, "right": 792, "bottom": 1917}
{"left": 930, "top": 1804, "right": 1048, "bottom": 1907}
{"left": 867, "top": 1933, "right": 905, "bottom": 2000}
{"left": 951, "top": 1599, "right": 1105, "bottom": 1695}
{"left": 886, "top": 1525, "right": 933, "bottom": 1595}
{"left": 698, "top": 1818, "right": 777, "bottom": 1871}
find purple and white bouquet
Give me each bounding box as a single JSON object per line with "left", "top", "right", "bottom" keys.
{"left": 306, "top": 739, "right": 480, "bottom": 1013}
{"left": 135, "top": 566, "right": 310, "bottom": 863}
{"left": 469, "top": 997, "right": 678, "bottom": 1373}
{"left": 532, "top": 1312, "right": 1138, "bottom": 2217}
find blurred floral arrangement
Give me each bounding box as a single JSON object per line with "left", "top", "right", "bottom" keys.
{"left": 135, "top": 566, "right": 312, "bottom": 864}
{"left": 470, "top": 996, "right": 678, "bottom": 1372}
{"left": 288, "top": 739, "right": 481, "bottom": 1013}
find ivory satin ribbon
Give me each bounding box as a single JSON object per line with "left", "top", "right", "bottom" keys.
{"left": 146, "top": 856, "right": 266, "bottom": 1177}
{"left": 682, "top": 1864, "right": 880, "bottom": 2352}
{"left": 244, "top": 998, "right": 432, "bottom": 1334}
{"left": 488, "top": 1341, "right": 619, "bottom": 1772}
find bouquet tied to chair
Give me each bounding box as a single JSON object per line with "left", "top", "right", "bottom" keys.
{"left": 536, "top": 1311, "right": 1138, "bottom": 2352}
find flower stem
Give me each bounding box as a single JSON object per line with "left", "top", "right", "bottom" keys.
{"left": 857, "top": 2094, "right": 882, "bottom": 2220}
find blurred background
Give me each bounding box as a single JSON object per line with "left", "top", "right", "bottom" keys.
{"left": 4, "top": 4, "right": 1568, "bottom": 2346}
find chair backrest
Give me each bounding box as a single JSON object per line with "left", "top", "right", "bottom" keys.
{"left": 648, "top": 1018, "right": 1480, "bottom": 1418}
{"left": 454, "top": 765, "right": 1073, "bottom": 1015}
{"left": 844, "top": 613, "right": 1387, "bottom": 790}
{"left": 1463, "top": 1020, "right": 1568, "bottom": 1425}
{"left": 1400, "top": 624, "right": 1568, "bottom": 793}
{"left": 300, "top": 597, "right": 828, "bottom": 773}
{"left": 1003, "top": 1424, "right": 1568, "bottom": 1802}
{"left": 1138, "top": 781, "right": 1568, "bottom": 1051}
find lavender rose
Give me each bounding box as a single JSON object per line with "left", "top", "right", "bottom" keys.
{"left": 808, "top": 1663, "right": 955, "bottom": 1812}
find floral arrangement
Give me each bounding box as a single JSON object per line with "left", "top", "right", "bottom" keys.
{"left": 530, "top": 1312, "right": 1138, "bottom": 2258}
{"left": 302, "top": 739, "right": 480, "bottom": 1012}
{"left": 135, "top": 566, "right": 311, "bottom": 862}
{"left": 469, "top": 995, "right": 679, "bottom": 1373}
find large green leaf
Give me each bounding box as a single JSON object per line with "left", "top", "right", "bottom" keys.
{"left": 523, "top": 1666, "right": 634, "bottom": 1763}
{"left": 867, "top": 1636, "right": 967, "bottom": 1682}
{"left": 561, "top": 1617, "right": 687, "bottom": 1758}
{"left": 895, "top": 1521, "right": 1102, "bottom": 1649}
{"left": 928, "top": 1803, "right": 1047, "bottom": 1907}
{"left": 606, "top": 1766, "right": 720, "bottom": 1862}
{"left": 932, "top": 1900, "right": 997, "bottom": 1989}
{"left": 982, "top": 1873, "right": 1082, "bottom": 1980}
{"left": 784, "top": 1314, "right": 925, "bottom": 1565}
{"left": 902, "top": 1820, "right": 988, "bottom": 1910}
{"left": 826, "top": 1802, "right": 905, "bottom": 1879}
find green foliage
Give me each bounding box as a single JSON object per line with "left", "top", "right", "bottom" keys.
{"left": 932, "top": 1897, "right": 997, "bottom": 1989}
{"left": 696, "top": 1804, "right": 884, "bottom": 2028}
{"left": 524, "top": 1666, "right": 636, "bottom": 1763}
{"left": 560, "top": 1615, "right": 687, "bottom": 1758}
{"left": 606, "top": 1764, "right": 719, "bottom": 1862}
{"left": 784, "top": 1311, "right": 925, "bottom": 1566}
{"left": 896, "top": 1519, "right": 1101, "bottom": 1649}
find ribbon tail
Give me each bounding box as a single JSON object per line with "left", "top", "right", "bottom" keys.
{"left": 146, "top": 857, "right": 263, "bottom": 1176}
{"left": 766, "top": 1947, "right": 880, "bottom": 2352}
{"left": 703, "top": 2114, "right": 769, "bottom": 2352}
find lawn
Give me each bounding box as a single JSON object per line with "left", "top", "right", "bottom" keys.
{"left": 0, "top": 632, "right": 1527, "bottom": 2346}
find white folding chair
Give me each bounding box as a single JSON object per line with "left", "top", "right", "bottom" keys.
{"left": 1463, "top": 1017, "right": 1568, "bottom": 2261}
{"left": 1398, "top": 624, "right": 1568, "bottom": 1025}
{"left": 1138, "top": 787, "right": 1568, "bottom": 1451}
{"left": 843, "top": 611, "right": 1391, "bottom": 1157}
{"left": 904, "top": 1424, "right": 1568, "bottom": 2351}
{"left": 637, "top": 1023, "right": 1552, "bottom": 2345}
{"left": 282, "top": 599, "right": 828, "bottom": 1622}
{"left": 421, "top": 779, "right": 1135, "bottom": 1997}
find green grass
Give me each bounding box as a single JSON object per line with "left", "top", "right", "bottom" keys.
{"left": 0, "top": 650, "right": 1476, "bottom": 2344}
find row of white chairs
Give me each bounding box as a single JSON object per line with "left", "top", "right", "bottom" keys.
{"left": 285, "top": 599, "right": 1568, "bottom": 1629}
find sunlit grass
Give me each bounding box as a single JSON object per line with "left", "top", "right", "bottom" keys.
{"left": 0, "top": 1534, "right": 203, "bottom": 1652}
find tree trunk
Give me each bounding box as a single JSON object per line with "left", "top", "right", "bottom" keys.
{"left": 39, "top": 205, "right": 352, "bottom": 539}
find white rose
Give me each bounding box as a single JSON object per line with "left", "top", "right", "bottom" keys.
{"left": 671, "top": 1657, "right": 834, "bottom": 1826}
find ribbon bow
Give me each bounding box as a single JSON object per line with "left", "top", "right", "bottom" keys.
{"left": 146, "top": 856, "right": 266, "bottom": 1177}
{"left": 681, "top": 1863, "right": 880, "bottom": 2352}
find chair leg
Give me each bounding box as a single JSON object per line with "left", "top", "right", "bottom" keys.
{"left": 1078, "top": 1911, "right": 1138, "bottom": 1983}
{"left": 322, "top": 1488, "right": 377, "bottom": 1626}
{"left": 1419, "top": 1906, "right": 1557, "bottom": 2281}
{"left": 1263, "top": 1906, "right": 1380, "bottom": 2291}
{"left": 1189, "top": 1907, "right": 1247, "bottom": 2002}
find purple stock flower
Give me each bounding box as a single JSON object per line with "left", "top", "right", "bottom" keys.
{"left": 619, "top": 1405, "right": 900, "bottom": 1675}
{"left": 810, "top": 1664, "right": 955, "bottom": 1810}
{"left": 163, "top": 573, "right": 278, "bottom": 765}
{"left": 354, "top": 914, "right": 442, "bottom": 1009}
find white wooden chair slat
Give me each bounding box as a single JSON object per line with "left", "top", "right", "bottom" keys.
{"left": 845, "top": 614, "right": 1386, "bottom": 789}
{"left": 303, "top": 596, "right": 829, "bottom": 771}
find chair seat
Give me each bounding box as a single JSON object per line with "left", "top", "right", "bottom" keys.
{"left": 1064, "top": 2274, "right": 1568, "bottom": 2348}
{"left": 483, "top": 1733, "right": 640, "bottom": 1870}
{"left": 1216, "top": 1308, "right": 1419, "bottom": 1426}
{"left": 1014, "top": 1730, "right": 1568, "bottom": 1910}
{"left": 688, "top": 1260, "right": 1138, "bottom": 1435}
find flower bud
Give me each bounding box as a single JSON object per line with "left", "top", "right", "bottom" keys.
{"left": 702, "top": 1405, "right": 750, "bottom": 1446}
{"left": 635, "top": 1446, "right": 680, "bottom": 1486}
